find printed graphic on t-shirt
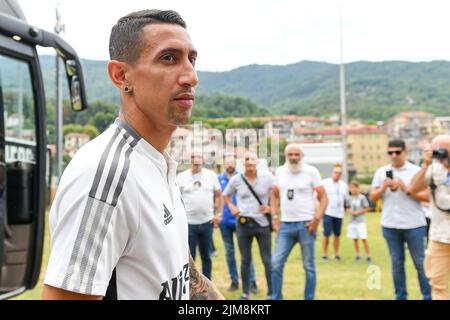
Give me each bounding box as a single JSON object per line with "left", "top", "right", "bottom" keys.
{"left": 287, "top": 189, "right": 294, "bottom": 200}
{"left": 164, "top": 204, "right": 174, "bottom": 226}
{"left": 193, "top": 180, "right": 202, "bottom": 189}
{"left": 159, "top": 263, "right": 189, "bottom": 300}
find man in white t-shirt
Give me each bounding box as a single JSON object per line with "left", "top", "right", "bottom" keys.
{"left": 177, "top": 150, "right": 222, "bottom": 280}
{"left": 370, "top": 139, "right": 430, "bottom": 300}
{"left": 322, "top": 165, "right": 348, "bottom": 261}
{"left": 408, "top": 135, "right": 450, "bottom": 300}
{"left": 271, "top": 144, "right": 328, "bottom": 300}
{"left": 42, "top": 10, "right": 223, "bottom": 300}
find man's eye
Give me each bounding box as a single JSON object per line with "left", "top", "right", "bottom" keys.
{"left": 189, "top": 57, "right": 196, "bottom": 66}
{"left": 162, "top": 54, "right": 176, "bottom": 62}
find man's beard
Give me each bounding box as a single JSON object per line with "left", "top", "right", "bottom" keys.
{"left": 226, "top": 167, "right": 235, "bottom": 174}
{"left": 168, "top": 89, "right": 195, "bottom": 125}
{"left": 287, "top": 160, "right": 301, "bottom": 173}
{"left": 168, "top": 104, "right": 191, "bottom": 125}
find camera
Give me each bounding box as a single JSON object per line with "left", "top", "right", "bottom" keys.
{"left": 432, "top": 148, "right": 449, "bottom": 160}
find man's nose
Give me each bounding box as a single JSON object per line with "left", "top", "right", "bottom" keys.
{"left": 179, "top": 60, "right": 198, "bottom": 88}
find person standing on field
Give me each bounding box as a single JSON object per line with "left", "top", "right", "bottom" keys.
{"left": 271, "top": 144, "right": 328, "bottom": 300}
{"left": 346, "top": 181, "right": 371, "bottom": 263}
{"left": 322, "top": 165, "right": 348, "bottom": 261}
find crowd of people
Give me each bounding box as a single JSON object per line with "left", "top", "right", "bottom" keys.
{"left": 42, "top": 9, "right": 449, "bottom": 300}
{"left": 179, "top": 138, "right": 450, "bottom": 301}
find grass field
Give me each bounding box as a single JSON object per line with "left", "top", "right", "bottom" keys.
{"left": 14, "top": 211, "right": 430, "bottom": 300}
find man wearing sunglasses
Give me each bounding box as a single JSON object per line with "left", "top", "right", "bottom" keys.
{"left": 370, "top": 139, "right": 431, "bottom": 300}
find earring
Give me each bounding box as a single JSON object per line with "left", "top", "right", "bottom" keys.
{"left": 124, "top": 86, "right": 130, "bottom": 93}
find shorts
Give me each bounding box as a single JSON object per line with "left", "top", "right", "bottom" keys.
{"left": 347, "top": 222, "right": 368, "bottom": 239}
{"left": 323, "top": 215, "right": 343, "bottom": 237}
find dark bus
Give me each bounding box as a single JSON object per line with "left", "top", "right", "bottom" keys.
{"left": 0, "top": 0, "right": 87, "bottom": 299}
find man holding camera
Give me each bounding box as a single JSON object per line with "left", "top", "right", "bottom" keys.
{"left": 370, "top": 139, "right": 431, "bottom": 300}
{"left": 409, "top": 135, "right": 450, "bottom": 300}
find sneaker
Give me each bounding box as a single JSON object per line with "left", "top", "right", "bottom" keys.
{"left": 239, "top": 294, "right": 250, "bottom": 300}
{"left": 266, "top": 295, "right": 272, "bottom": 300}
{"left": 366, "top": 257, "right": 372, "bottom": 263}
{"left": 211, "top": 250, "right": 218, "bottom": 257}
{"left": 334, "top": 256, "right": 341, "bottom": 261}
{"left": 227, "top": 282, "right": 239, "bottom": 292}
{"left": 250, "top": 283, "right": 260, "bottom": 294}
{"left": 355, "top": 255, "right": 361, "bottom": 262}
{"left": 321, "top": 255, "right": 328, "bottom": 261}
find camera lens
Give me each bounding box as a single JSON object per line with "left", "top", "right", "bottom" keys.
{"left": 432, "top": 148, "right": 449, "bottom": 159}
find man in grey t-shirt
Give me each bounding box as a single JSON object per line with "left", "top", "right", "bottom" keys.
{"left": 224, "top": 152, "right": 276, "bottom": 300}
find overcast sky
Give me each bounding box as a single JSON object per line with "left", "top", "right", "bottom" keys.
{"left": 18, "top": 0, "right": 450, "bottom": 71}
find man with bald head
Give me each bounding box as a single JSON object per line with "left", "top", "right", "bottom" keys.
{"left": 224, "top": 151, "right": 275, "bottom": 300}
{"left": 270, "top": 144, "right": 328, "bottom": 300}
{"left": 409, "top": 135, "right": 450, "bottom": 300}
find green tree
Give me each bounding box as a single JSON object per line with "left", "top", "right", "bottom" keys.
{"left": 90, "top": 112, "right": 116, "bottom": 132}
{"left": 63, "top": 124, "right": 99, "bottom": 139}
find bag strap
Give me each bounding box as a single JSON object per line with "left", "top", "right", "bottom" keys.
{"left": 429, "top": 164, "right": 450, "bottom": 213}
{"left": 240, "top": 173, "right": 263, "bottom": 205}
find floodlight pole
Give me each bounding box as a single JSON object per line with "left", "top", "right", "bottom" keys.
{"left": 339, "top": 5, "right": 348, "bottom": 183}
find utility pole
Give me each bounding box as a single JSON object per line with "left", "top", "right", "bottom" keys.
{"left": 54, "top": 2, "right": 65, "bottom": 180}
{"left": 339, "top": 5, "right": 348, "bottom": 183}
{"left": 407, "top": 96, "right": 420, "bottom": 165}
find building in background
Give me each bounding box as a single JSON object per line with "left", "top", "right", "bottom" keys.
{"left": 265, "top": 115, "right": 338, "bottom": 140}
{"left": 384, "top": 111, "right": 437, "bottom": 164}
{"left": 64, "top": 132, "right": 90, "bottom": 158}
{"left": 347, "top": 126, "right": 388, "bottom": 176}
{"left": 434, "top": 116, "right": 450, "bottom": 135}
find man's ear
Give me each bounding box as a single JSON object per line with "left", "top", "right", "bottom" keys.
{"left": 108, "top": 60, "right": 131, "bottom": 91}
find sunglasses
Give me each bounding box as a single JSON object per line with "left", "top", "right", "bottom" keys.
{"left": 387, "top": 150, "right": 403, "bottom": 156}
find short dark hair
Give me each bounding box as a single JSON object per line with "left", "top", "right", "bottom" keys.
{"left": 388, "top": 139, "right": 406, "bottom": 150}
{"left": 109, "top": 9, "right": 187, "bottom": 64}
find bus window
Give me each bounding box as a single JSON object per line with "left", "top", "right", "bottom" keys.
{"left": 0, "top": 54, "right": 36, "bottom": 164}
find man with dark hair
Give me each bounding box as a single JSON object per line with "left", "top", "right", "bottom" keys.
{"left": 109, "top": 10, "right": 187, "bottom": 63}
{"left": 370, "top": 139, "right": 431, "bottom": 300}
{"left": 43, "top": 9, "right": 223, "bottom": 300}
